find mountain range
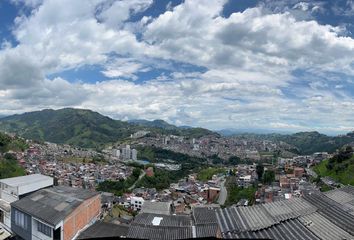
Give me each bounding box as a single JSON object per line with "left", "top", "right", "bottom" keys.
{"left": 0, "top": 108, "right": 353, "bottom": 154}
{"left": 232, "top": 132, "right": 354, "bottom": 155}
{"left": 0, "top": 108, "right": 214, "bottom": 148}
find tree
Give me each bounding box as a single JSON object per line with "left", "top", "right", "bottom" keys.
{"left": 256, "top": 164, "right": 264, "bottom": 181}
{"left": 132, "top": 168, "right": 141, "bottom": 178}
{"left": 262, "top": 171, "right": 275, "bottom": 184}
{"left": 229, "top": 156, "right": 240, "bottom": 165}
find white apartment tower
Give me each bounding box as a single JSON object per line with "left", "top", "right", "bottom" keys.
{"left": 131, "top": 149, "right": 138, "bottom": 161}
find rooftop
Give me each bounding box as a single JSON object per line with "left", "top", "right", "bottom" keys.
{"left": 11, "top": 186, "right": 99, "bottom": 226}
{"left": 0, "top": 174, "right": 52, "bottom": 187}
{"left": 77, "top": 222, "right": 129, "bottom": 239}
{"left": 141, "top": 201, "right": 172, "bottom": 215}
{"left": 132, "top": 213, "right": 192, "bottom": 227}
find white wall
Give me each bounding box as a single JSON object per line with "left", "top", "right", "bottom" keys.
{"left": 4, "top": 211, "right": 11, "bottom": 229}
{"left": 0, "top": 184, "right": 19, "bottom": 203}
{"left": 1, "top": 190, "right": 18, "bottom": 203}
{"left": 130, "top": 197, "right": 144, "bottom": 211}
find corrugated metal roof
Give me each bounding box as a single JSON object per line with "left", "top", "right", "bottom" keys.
{"left": 216, "top": 198, "right": 317, "bottom": 235}
{"left": 192, "top": 206, "right": 218, "bottom": 224}
{"left": 127, "top": 225, "right": 193, "bottom": 239}
{"left": 236, "top": 205, "right": 276, "bottom": 231}
{"left": 325, "top": 189, "right": 354, "bottom": 204}
{"left": 262, "top": 200, "right": 299, "bottom": 222}
{"left": 286, "top": 197, "right": 317, "bottom": 216}
{"left": 299, "top": 212, "right": 354, "bottom": 240}
{"left": 226, "top": 219, "right": 320, "bottom": 240}
{"left": 215, "top": 207, "right": 242, "bottom": 233}
{"left": 195, "top": 224, "right": 219, "bottom": 238}
{"left": 304, "top": 193, "right": 354, "bottom": 235}
{"left": 133, "top": 213, "right": 192, "bottom": 227}
{"left": 341, "top": 186, "right": 354, "bottom": 195}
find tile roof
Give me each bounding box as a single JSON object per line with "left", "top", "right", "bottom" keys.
{"left": 11, "top": 186, "right": 99, "bottom": 226}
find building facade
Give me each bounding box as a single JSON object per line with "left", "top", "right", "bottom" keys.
{"left": 11, "top": 186, "right": 101, "bottom": 240}
{"left": 0, "top": 174, "right": 53, "bottom": 231}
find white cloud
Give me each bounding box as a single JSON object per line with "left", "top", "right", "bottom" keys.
{"left": 0, "top": 0, "right": 354, "bottom": 134}
{"left": 101, "top": 58, "right": 150, "bottom": 80}
{"left": 96, "top": 0, "right": 153, "bottom": 28}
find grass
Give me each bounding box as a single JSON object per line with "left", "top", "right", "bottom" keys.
{"left": 197, "top": 167, "right": 225, "bottom": 181}
{"left": 225, "top": 185, "right": 256, "bottom": 206}
{"left": 313, "top": 157, "right": 354, "bottom": 186}
{"left": 223, "top": 176, "right": 257, "bottom": 206}
{"left": 104, "top": 205, "right": 132, "bottom": 222}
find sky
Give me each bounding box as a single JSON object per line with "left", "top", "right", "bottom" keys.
{"left": 0, "top": 0, "right": 354, "bottom": 135}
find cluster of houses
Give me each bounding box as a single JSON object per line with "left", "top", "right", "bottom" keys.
{"left": 22, "top": 144, "right": 136, "bottom": 190}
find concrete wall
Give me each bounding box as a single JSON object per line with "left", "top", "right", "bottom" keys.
{"left": 4, "top": 210, "right": 11, "bottom": 229}
{"left": 0, "top": 184, "right": 19, "bottom": 203}
{"left": 63, "top": 195, "right": 101, "bottom": 240}
{"left": 11, "top": 207, "right": 32, "bottom": 240}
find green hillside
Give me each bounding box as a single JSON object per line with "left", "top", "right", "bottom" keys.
{"left": 129, "top": 119, "right": 214, "bottom": 138}
{"left": 0, "top": 132, "right": 28, "bottom": 153}
{"left": 278, "top": 132, "right": 354, "bottom": 154}
{"left": 0, "top": 108, "right": 216, "bottom": 148}
{"left": 0, "top": 132, "right": 27, "bottom": 178}
{"left": 236, "top": 132, "right": 354, "bottom": 154}
{"left": 313, "top": 146, "right": 354, "bottom": 185}
{"left": 0, "top": 108, "right": 140, "bottom": 148}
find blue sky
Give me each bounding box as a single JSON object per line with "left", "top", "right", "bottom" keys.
{"left": 0, "top": 0, "right": 354, "bottom": 135}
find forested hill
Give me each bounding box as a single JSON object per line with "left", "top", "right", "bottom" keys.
{"left": 0, "top": 131, "right": 27, "bottom": 153}
{"left": 0, "top": 108, "right": 215, "bottom": 148}
{"left": 314, "top": 146, "right": 354, "bottom": 185}
{"left": 232, "top": 131, "right": 354, "bottom": 155}
{"left": 0, "top": 132, "right": 27, "bottom": 178}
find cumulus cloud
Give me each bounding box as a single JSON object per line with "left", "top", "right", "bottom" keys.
{"left": 0, "top": 0, "right": 354, "bottom": 134}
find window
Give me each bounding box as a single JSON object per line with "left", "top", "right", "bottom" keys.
{"left": 14, "top": 209, "right": 27, "bottom": 229}
{"left": 37, "top": 221, "right": 52, "bottom": 237}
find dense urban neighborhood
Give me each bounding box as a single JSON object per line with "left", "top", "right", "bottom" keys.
{"left": 1, "top": 124, "right": 353, "bottom": 239}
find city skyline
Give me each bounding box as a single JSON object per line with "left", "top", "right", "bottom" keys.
{"left": 0, "top": 0, "right": 354, "bottom": 134}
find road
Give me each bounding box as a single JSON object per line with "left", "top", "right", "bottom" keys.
{"left": 128, "top": 170, "right": 146, "bottom": 191}
{"left": 218, "top": 179, "right": 227, "bottom": 205}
